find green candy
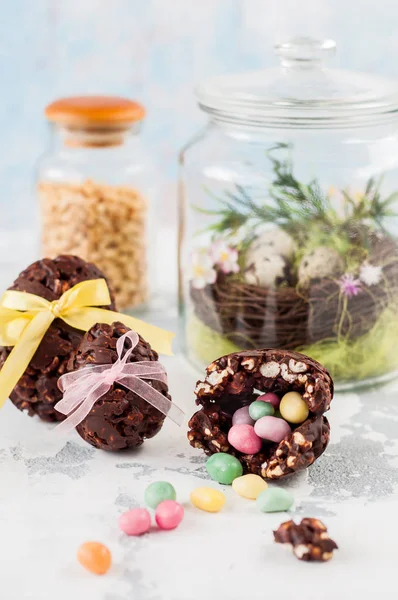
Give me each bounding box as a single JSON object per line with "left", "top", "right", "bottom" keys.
{"left": 206, "top": 453, "right": 243, "bottom": 485}
{"left": 144, "top": 481, "right": 176, "bottom": 509}
{"left": 256, "top": 487, "right": 294, "bottom": 513}
{"left": 249, "top": 401, "right": 275, "bottom": 420}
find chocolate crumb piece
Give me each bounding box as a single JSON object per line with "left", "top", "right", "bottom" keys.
{"left": 188, "top": 348, "right": 333, "bottom": 480}
{"left": 274, "top": 518, "right": 338, "bottom": 562}
{"left": 69, "top": 321, "right": 171, "bottom": 451}
{"left": 0, "top": 255, "right": 115, "bottom": 422}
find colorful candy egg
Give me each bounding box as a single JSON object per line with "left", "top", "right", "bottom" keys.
{"left": 232, "top": 406, "right": 254, "bottom": 426}
{"left": 228, "top": 424, "right": 262, "bottom": 454}
{"left": 77, "top": 542, "right": 112, "bottom": 575}
{"left": 256, "top": 487, "right": 294, "bottom": 512}
{"left": 232, "top": 474, "right": 268, "bottom": 499}
{"left": 118, "top": 508, "right": 151, "bottom": 536}
{"left": 279, "top": 391, "right": 309, "bottom": 424}
{"left": 254, "top": 416, "right": 291, "bottom": 443}
{"left": 249, "top": 401, "right": 275, "bottom": 420}
{"left": 206, "top": 452, "right": 243, "bottom": 484}
{"left": 257, "top": 392, "right": 281, "bottom": 409}
{"left": 144, "top": 481, "right": 176, "bottom": 509}
{"left": 155, "top": 500, "right": 184, "bottom": 530}
{"left": 190, "top": 487, "right": 226, "bottom": 512}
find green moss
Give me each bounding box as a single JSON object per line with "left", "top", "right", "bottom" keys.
{"left": 297, "top": 306, "right": 398, "bottom": 383}
{"left": 187, "top": 307, "right": 398, "bottom": 384}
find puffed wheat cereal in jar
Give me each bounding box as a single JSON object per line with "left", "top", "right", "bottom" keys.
{"left": 38, "top": 95, "right": 156, "bottom": 311}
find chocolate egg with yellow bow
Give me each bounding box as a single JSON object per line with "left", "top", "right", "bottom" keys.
{"left": 0, "top": 255, "right": 115, "bottom": 422}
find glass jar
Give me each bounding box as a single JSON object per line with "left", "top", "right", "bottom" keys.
{"left": 37, "top": 95, "right": 156, "bottom": 312}
{"left": 179, "top": 38, "right": 398, "bottom": 389}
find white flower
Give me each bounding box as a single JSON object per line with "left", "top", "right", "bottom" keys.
{"left": 191, "top": 249, "right": 217, "bottom": 289}
{"left": 359, "top": 263, "right": 382, "bottom": 287}
{"left": 210, "top": 240, "right": 240, "bottom": 274}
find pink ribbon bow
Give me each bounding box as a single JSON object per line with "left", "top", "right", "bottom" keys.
{"left": 54, "top": 330, "right": 184, "bottom": 434}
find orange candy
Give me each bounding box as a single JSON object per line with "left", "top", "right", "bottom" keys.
{"left": 77, "top": 541, "right": 112, "bottom": 575}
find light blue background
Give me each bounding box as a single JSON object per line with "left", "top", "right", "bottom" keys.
{"left": 0, "top": 0, "right": 396, "bottom": 302}
{"left": 1, "top": 1, "right": 398, "bottom": 216}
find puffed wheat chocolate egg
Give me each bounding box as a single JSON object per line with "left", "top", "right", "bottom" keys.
{"left": 188, "top": 348, "right": 333, "bottom": 481}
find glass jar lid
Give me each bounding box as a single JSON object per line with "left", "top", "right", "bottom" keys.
{"left": 196, "top": 38, "right": 398, "bottom": 128}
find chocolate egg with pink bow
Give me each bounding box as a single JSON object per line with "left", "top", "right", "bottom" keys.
{"left": 61, "top": 321, "right": 176, "bottom": 451}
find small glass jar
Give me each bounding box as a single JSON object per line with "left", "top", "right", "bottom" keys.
{"left": 179, "top": 38, "right": 398, "bottom": 389}
{"left": 37, "top": 95, "right": 155, "bottom": 312}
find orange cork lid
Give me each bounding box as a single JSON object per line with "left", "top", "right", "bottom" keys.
{"left": 45, "top": 95, "right": 145, "bottom": 128}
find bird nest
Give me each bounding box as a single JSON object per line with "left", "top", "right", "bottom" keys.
{"left": 190, "top": 251, "right": 398, "bottom": 353}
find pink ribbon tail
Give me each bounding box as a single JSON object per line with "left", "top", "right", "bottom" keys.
{"left": 55, "top": 380, "right": 111, "bottom": 434}
{"left": 54, "top": 330, "right": 184, "bottom": 435}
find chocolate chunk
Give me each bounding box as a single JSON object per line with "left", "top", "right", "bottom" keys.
{"left": 0, "top": 255, "right": 115, "bottom": 422}
{"left": 187, "top": 348, "right": 333, "bottom": 480}
{"left": 70, "top": 321, "right": 171, "bottom": 451}
{"left": 274, "top": 518, "right": 338, "bottom": 562}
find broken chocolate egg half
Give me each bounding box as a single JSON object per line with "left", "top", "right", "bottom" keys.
{"left": 187, "top": 349, "right": 333, "bottom": 480}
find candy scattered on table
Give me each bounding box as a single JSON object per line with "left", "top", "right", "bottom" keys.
{"left": 206, "top": 452, "right": 243, "bottom": 484}
{"left": 274, "top": 518, "right": 338, "bottom": 562}
{"left": 145, "top": 481, "right": 177, "bottom": 509}
{"left": 155, "top": 500, "right": 184, "bottom": 530}
{"left": 232, "top": 474, "right": 268, "bottom": 499}
{"left": 256, "top": 487, "right": 294, "bottom": 512}
{"left": 257, "top": 392, "right": 281, "bottom": 409}
{"left": 254, "top": 415, "right": 291, "bottom": 443}
{"left": 232, "top": 405, "right": 254, "bottom": 426}
{"left": 118, "top": 508, "right": 151, "bottom": 536}
{"left": 77, "top": 542, "right": 112, "bottom": 575}
{"left": 249, "top": 400, "right": 275, "bottom": 420}
{"left": 190, "top": 487, "right": 226, "bottom": 512}
{"left": 279, "top": 391, "right": 309, "bottom": 424}
{"left": 228, "top": 423, "right": 262, "bottom": 454}
{"left": 73, "top": 475, "right": 300, "bottom": 578}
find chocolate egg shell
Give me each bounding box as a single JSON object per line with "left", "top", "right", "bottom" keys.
{"left": 187, "top": 348, "right": 333, "bottom": 480}
{"left": 0, "top": 255, "right": 115, "bottom": 422}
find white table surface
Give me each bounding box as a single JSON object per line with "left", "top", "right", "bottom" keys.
{"left": 1, "top": 330, "right": 397, "bottom": 600}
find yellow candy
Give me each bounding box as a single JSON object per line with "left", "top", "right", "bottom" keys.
{"left": 232, "top": 474, "right": 268, "bottom": 499}
{"left": 190, "top": 487, "right": 226, "bottom": 512}
{"left": 279, "top": 391, "right": 309, "bottom": 424}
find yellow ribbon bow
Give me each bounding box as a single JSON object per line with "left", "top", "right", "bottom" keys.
{"left": 0, "top": 279, "right": 174, "bottom": 409}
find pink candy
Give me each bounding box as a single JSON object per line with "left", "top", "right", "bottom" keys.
{"left": 232, "top": 406, "right": 254, "bottom": 426}
{"left": 155, "top": 500, "right": 184, "bottom": 530}
{"left": 228, "top": 424, "right": 262, "bottom": 454}
{"left": 257, "top": 392, "right": 281, "bottom": 409}
{"left": 254, "top": 416, "right": 291, "bottom": 443}
{"left": 118, "top": 508, "right": 151, "bottom": 536}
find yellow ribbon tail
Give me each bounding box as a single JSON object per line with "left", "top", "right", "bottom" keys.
{"left": 63, "top": 308, "right": 175, "bottom": 356}
{"left": 0, "top": 310, "right": 55, "bottom": 409}
{"left": 0, "top": 307, "right": 36, "bottom": 345}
